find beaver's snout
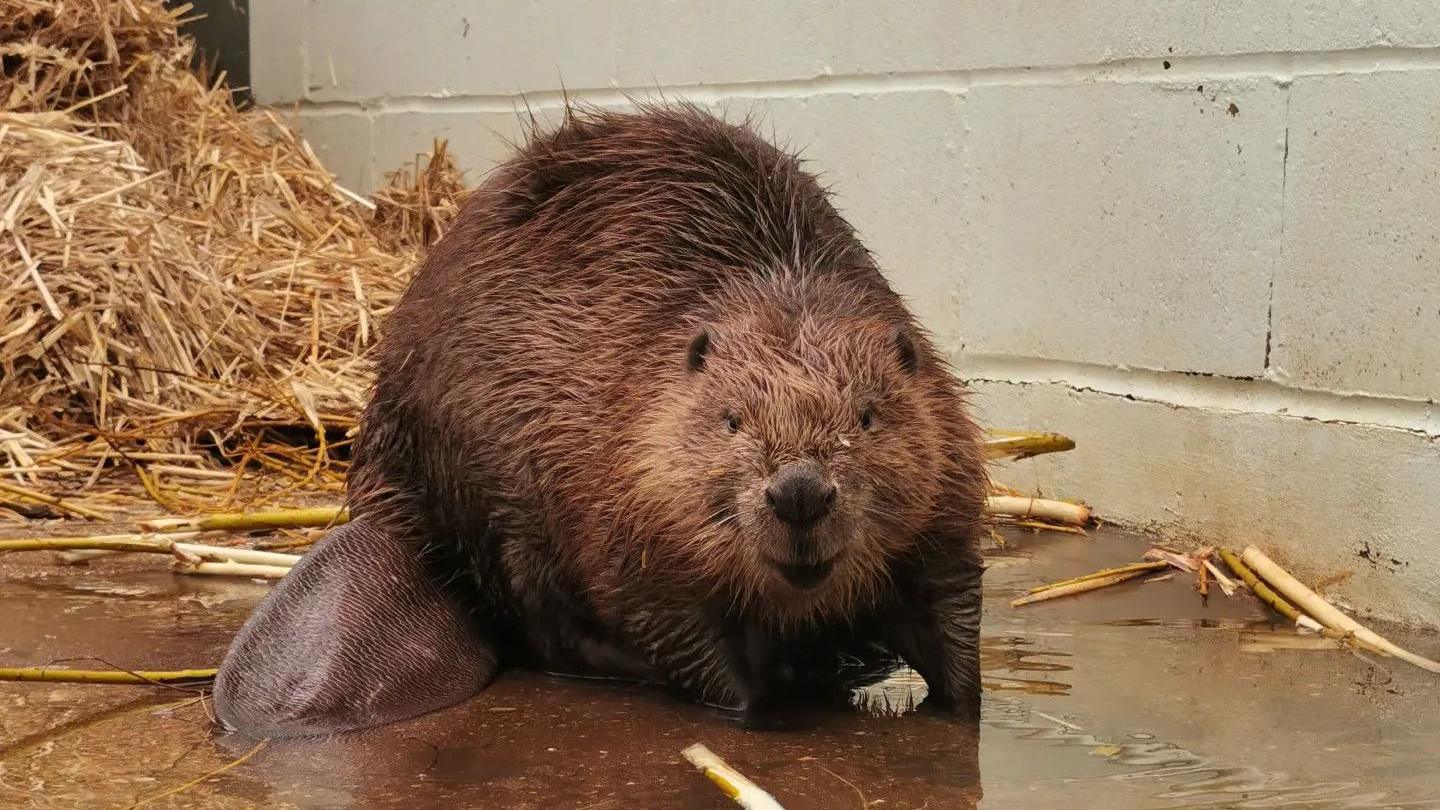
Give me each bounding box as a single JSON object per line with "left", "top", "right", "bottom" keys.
{"left": 762, "top": 462, "right": 842, "bottom": 589}
{"left": 764, "top": 462, "right": 836, "bottom": 529}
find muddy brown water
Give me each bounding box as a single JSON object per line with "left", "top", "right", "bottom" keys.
{"left": 2, "top": 527, "right": 1438, "bottom": 808}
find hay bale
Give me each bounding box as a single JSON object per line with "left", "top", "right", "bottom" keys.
{"left": 0, "top": 0, "right": 466, "bottom": 511}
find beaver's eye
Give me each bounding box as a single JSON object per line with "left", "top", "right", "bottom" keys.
{"left": 725, "top": 412, "right": 742, "bottom": 434}
{"left": 859, "top": 406, "right": 876, "bottom": 431}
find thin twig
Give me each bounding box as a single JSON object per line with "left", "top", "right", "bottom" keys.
{"left": 1002, "top": 519, "right": 1088, "bottom": 536}
{"left": 819, "top": 766, "right": 867, "bottom": 810}
{"left": 128, "top": 739, "right": 269, "bottom": 808}
{"left": 0, "top": 666, "right": 216, "bottom": 685}
{"left": 1025, "top": 561, "right": 1168, "bottom": 594}
{"left": 0, "top": 479, "right": 108, "bottom": 519}
{"left": 1012, "top": 566, "right": 1157, "bottom": 607}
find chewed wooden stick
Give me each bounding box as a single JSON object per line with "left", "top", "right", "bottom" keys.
{"left": 1011, "top": 567, "right": 1156, "bottom": 607}
{"left": 1024, "top": 560, "right": 1169, "bottom": 595}
{"left": 1241, "top": 547, "right": 1440, "bottom": 673}
{"left": 0, "top": 533, "right": 300, "bottom": 567}
{"left": 175, "top": 561, "right": 292, "bottom": 579}
{"left": 682, "top": 744, "right": 785, "bottom": 810}
{"left": 0, "top": 666, "right": 216, "bottom": 685}
{"left": 137, "top": 506, "right": 347, "bottom": 533}
{"left": 985, "top": 496, "right": 1091, "bottom": 525}
{"left": 983, "top": 430, "right": 1076, "bottom": 460}
{"left": 1221, "top": 549, "right": 1337, "bottom": 636}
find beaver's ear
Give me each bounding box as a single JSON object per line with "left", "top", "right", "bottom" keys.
{"left": 892, "top": 325, "right": 920, "bottom": 374}
{"left": 686, "top": 325, "right": 713, "bottom": 373}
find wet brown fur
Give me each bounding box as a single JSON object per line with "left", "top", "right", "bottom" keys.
{"left": 348, "top": 102, "right": 989, "bottom": 711}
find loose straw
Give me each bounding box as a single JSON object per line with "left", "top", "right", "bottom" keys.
{"left": 0, "top": 1, "right": 471, "bottom": 506}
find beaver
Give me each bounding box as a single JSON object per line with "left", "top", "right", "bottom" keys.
{"left": 215, "top": 103, "right": 989, "bottom": 737}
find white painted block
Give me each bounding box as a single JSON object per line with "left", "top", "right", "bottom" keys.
{"left": 370, "top": 110, "right": 531, "bottom": 193}
{"left": 952, "top": 79, "right": 1287, "bottom": 374}
{"left": 295, "top": 113, "right": 374, "bottom": 193}
{"left": 284, "top": 1, "right": 1440, "bottom": 104}
{"left": 1272, "top": 71, "right": 1440, "bottom": 401}
{"left": 305, "top": 81, "right": 1290, "bottom": 377}
{"left": 971, "top": 380, "right": 1440, "bottom": 626}
{"left": 247, "top": 0, "right": 306, "bottom": 103}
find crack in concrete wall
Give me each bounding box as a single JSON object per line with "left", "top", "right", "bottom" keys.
{"left": 958, "top": 355, "right": 1439, "bottom": 438}
{"left": 1266, "top": 91, "right": 1292, "bottom": 372}
{"left": 286, "top": 46, "right": 1440, "bottom": 117}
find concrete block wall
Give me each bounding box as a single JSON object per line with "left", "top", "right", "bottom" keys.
{"left": 249, "top": 1, "right": 1440, "bottom": 626}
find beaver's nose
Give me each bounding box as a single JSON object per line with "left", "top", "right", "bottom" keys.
{"left": 765, "top": 463, "right": 836, "bottom": 528}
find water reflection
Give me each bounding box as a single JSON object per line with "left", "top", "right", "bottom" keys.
{"left": 981, "top": 634, "right": 1074, "bottom": 696}
{"left": 4, "top": 529, "right": 1436, "bottom": 808}
{"left": 983, "top": 697, "right": 1437, "bottom": 809}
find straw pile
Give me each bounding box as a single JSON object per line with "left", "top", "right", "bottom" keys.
{"left": 0, "top": 0, "right": 467, "bottom": 516}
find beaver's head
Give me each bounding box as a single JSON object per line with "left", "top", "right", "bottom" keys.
{"left": 627, "top": 274, "right": 963, "bottom": 624}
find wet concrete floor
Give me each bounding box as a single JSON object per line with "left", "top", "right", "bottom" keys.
{"left": 1, "top": 526, "right": 1438, "bottom": 808}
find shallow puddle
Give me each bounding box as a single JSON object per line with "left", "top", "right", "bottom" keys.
{"left": 2, "top": 528, "right": 1438, "bottom": 808}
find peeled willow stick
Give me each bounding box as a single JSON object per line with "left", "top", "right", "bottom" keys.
{"left": 137, "top": 506, "right": 348, "bottom": 533}
{"left": 1012, "top": 567, "right": 1155, "bottom": 607}
{"left": 0, "top": 667, "right": 217, "bottom": 685}
{"left": 1025, "top": 560, "right": 1168, "bottom": 594}
{"left": 55, "top": 549, "right": 124, "bottom": 564}
{"left": 682, "top": 744, "right": 785, "bottom": 810}
{"left": 176, "top": 561, "right": 292, "bottom": 579}
{"left": 1220, "top": 549, "right": 1324, "bottom": 631}
{"left": 1241, "top": 547, "right": 1440, "bottom": 674}
{"left": 0, "top": 534, "right": 301, "bottom": 567}
{"left": 0, "top": 480, "right": 108, "bottom": 520}
{"left": 1, "top": 532, "right": 201, "bottom": 554}
{"left": 254, "top": 533, "right": 322, "bottom": 551}
{"left": 985, "top": 496, "right": 1090, "bottom": 525}
{"left": 1006, "top": 519, "right": 1087, "bottom": 536}
{"left": 1220, "top": 549, "right": 1387, "bottom": 658}
{"left": 983, "top": 430, "right": 1076, "bottom": 460}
